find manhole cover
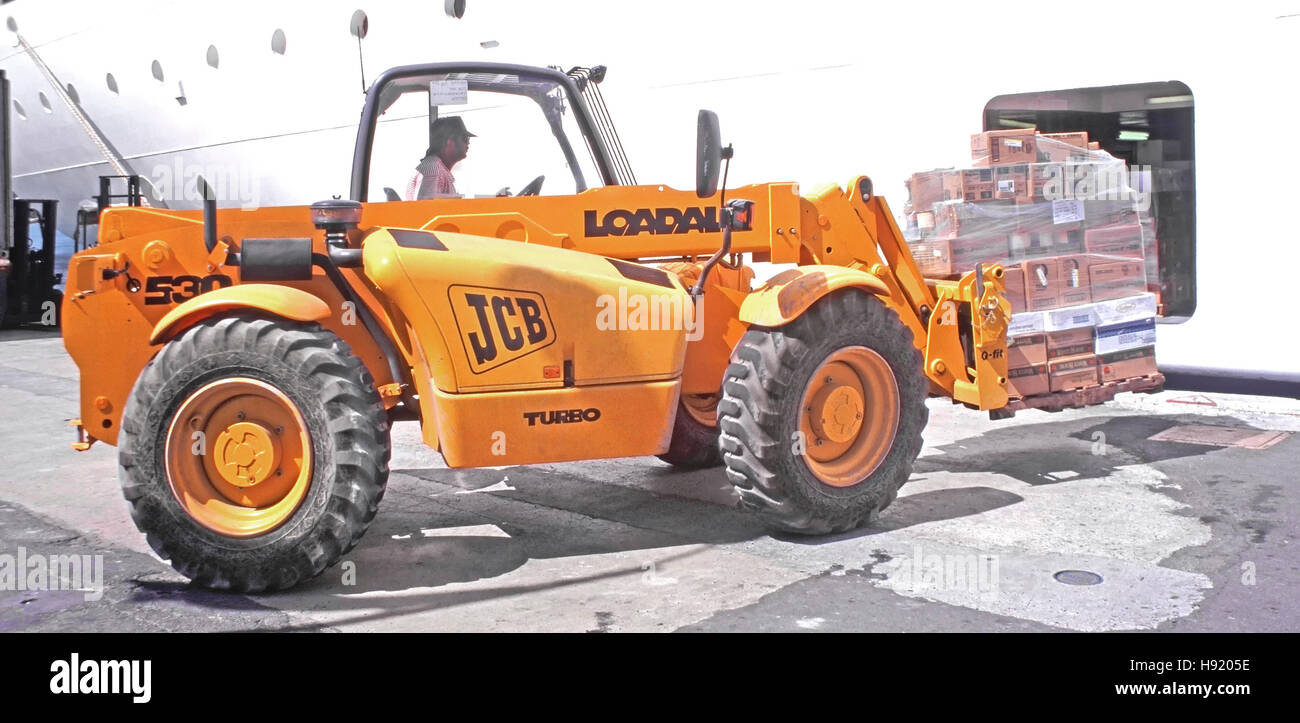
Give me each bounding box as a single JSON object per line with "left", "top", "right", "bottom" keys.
{"left": 1054, "top": 570, "right": 1103, "bottom": 586}
{"left": 1147, "top": 425, "right": 1291, "bottom": 450}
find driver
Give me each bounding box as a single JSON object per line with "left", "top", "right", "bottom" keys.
{"left": 405, "top": 116, "right": 475, "bottom": 200}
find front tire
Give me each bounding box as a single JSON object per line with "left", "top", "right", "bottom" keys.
{"left": 119, "top": 315, "right": 390, "bottom": 592}
{"left": 719, "top": 289, "right": 927, "bottom": 534}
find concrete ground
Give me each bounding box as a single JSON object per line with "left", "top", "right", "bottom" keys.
{"left": 1, "top": 328, "right": 1296, "bottom": 632}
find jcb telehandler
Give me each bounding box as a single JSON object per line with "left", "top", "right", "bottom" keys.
{"left": 61, "top": 63, "right": 1010, "bottom": 591}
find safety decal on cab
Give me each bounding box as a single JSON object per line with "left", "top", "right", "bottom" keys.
{"left": 448, "top": 285, "right": 555, "bottom": 374}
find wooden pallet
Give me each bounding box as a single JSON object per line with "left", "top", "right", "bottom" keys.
{"left": 988, "top": 373, "right": 1165, "bottom": 419}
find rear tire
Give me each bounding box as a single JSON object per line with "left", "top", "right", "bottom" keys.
{"left": 657, "top": 393, "right": 723, "bottom": 468}
{"left": 119, "top": 315, "right": 390, "bottom": 592}
{"left": 655, "top": 260, "right": 724, "bottom": 469}
{"left": 719, "top": 289, "right": 927, "bottom": 534}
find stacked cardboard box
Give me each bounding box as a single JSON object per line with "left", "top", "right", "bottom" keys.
{"left": 1046, "top": 327, "right": 1099, "bottom": 392}
{"left": 971, "top": 130, "right": 1038, "bottom": 166}
{"left": 1002, "top": 291, "right": 1158, "bottom": 400}
{"left": 907, "top": 138, "right": 1150, "bottom": 282}
{"left": 903, "top": 128, "right": 1161, "bottom": 400}
{"left": 1006, "top": 333, "right": 1048, "bottom": 397}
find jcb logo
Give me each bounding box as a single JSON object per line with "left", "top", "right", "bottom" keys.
{"left": 449, "top": 285, "right": 554, "bottom": 373}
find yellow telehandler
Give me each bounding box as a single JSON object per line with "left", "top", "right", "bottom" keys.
{"left": 62, "top": 62, "right": 1009, "bottom": 590}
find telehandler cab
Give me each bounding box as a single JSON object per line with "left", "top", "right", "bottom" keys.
{"left": 62, "top": 62, "right": 1011, "bottom": 591}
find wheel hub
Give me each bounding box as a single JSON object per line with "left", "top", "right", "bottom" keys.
{"left": 810, "top": 367, "right": 865, "bottom": 444}
{"left": 214, "top": 421, "right": 280, "bottom": 488}
{"left": 682, "top": 393, "right": 721, "bottom": 427}
{"left": 164, "top": 378, "right": 312, "bottom": 537}
{"left": 798, "top": 347, "right": 901, "bottom": 488}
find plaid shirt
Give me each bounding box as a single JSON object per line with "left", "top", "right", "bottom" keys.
{"left": 406, "top": 156, "right": 457, "bottom": 200}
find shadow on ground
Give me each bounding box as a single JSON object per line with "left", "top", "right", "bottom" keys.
{"left": 109, "top": 412, "right": 1268, "bottom": 628}
{"left": 912, "top": 412, "right": 1249, "bottom": 487}
{"left": 0, "top": 328, "right": 61, "bottom": 342}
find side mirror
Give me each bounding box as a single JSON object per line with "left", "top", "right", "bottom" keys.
{"left": 696, "top": 109, "right": 721, "bottom": 198}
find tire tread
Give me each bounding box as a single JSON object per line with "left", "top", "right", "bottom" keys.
{"left": 119, "top": 314, "right": 390, "bottom": 592}
{"left": 719, "top": 290, "right": 928, "bottom": 534}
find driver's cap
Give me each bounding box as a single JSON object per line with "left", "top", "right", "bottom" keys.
{"left": 435, "top": 116, "right": 476, "bottom": 138}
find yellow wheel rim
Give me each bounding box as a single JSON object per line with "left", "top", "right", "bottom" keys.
{"left": 682, "top": 393, "right": 720, "bottom": 427}
{"left": 797, "top": 347, "right": 900, "bottom": 488}
{"left": 164, "top": 378, "right": 313, "bottom": 537}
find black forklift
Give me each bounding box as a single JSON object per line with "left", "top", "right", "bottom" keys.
{"left": 0, "top": 69, "right": 63, "bottom": 329}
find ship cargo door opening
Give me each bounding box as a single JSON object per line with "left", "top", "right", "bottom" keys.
{"left": 984, "top": 81, "right": 1195, "bottom": 320}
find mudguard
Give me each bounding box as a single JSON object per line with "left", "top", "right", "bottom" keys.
{"left": 148, "top": 284, "right": 332, "bottom": 345}
{"left": 738, "top": 265, "right": 890, "bottom": 327}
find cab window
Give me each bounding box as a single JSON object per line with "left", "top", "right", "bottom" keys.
{"left": 367, "top": 72, "right": 604, "bottom": 202}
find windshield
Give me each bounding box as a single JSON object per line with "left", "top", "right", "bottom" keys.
{"left": 365, "top": 70, "right": 607, "bottom": 202}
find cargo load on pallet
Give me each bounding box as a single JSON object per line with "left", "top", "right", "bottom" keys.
{"left": 902, "top": 128, "right": 1161, "bottom": 407}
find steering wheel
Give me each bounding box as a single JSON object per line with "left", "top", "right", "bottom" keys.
{"left": 517, "top": 175, "right": 545, "bottom": 197}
